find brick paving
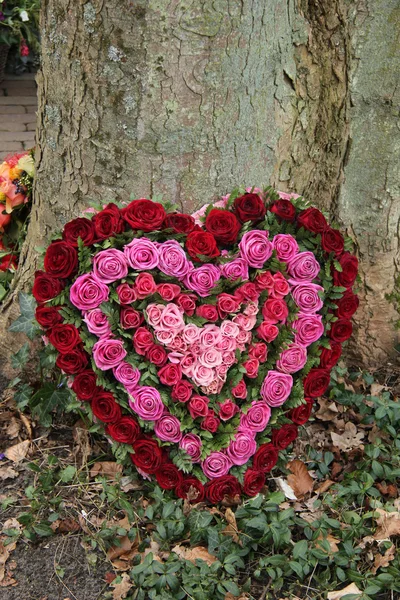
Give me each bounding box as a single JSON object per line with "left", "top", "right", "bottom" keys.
{"left": 0, "top": 72, "right": 37, "bottom": 160}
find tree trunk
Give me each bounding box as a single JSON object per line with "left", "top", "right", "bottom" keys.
{"left": 0, "top": 0, "right": 399, "bottom": 374}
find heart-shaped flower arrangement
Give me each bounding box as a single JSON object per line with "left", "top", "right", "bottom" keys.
{"left": 32, "top": 188, "right": 359, "bottom": 503}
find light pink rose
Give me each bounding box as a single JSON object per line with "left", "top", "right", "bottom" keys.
{"left": 239, "top": 230, "right": 273, "bottom": 268}
{"left": 276, "top": 343, "right": 308, "bottom": 374}
{"left": 216, "top": 336, "right": 236, "bottom": 352}
{"left": 261, "top": 370, "right": 293, "bottom": 407}
{"left": 243, "top": 302, "right": 259, "bottom": 316}
{"left": 199, "top": 348, "right": 222, "bottom": 368}
{"left": 168, "top": 334, "right": 188, "bottom": 352}
{"left": 155, "top": 329, "right": 177, "bottom": 345}
{"left": 157, "top": 240, "right": 191, "bottom": 279}
{"left": 154, "top": 413, "right": 182, "bottom": 442}
{"left": 221, "top": 351, "right": 236, "bottom": 366}
{"left": 93, "top": 338, "right": 127, "bottom": 370}
{"left": 129, "top": 386, "right": 164, "bottom": 421}
{"left": 220, "top": 320, "right": 240, "bottom": 338}
{"left": 70, "top": 273, "right": 109, "bottom": 310}
{"left": 202, "top": 451, "right": 232, "bottom": 478}
{"left": 287, "top": 251, "right": 320, "bottom": 282}
{"left": 182, "top": 323, "right": 201, "bottom": 344}
{"left": 146, "top": 303, "right": 165, "bottom": 327}
{"left": 124, "top": 237, "right": 159, "bottom": 270}
{"left": 200, "top": 324, "right": 222, "bottom": 347}
{"left": 83, "top": 308, "right": 111, "bottom": 338}
{"left": 272, "top": 234, "right": 299, "bottom": 262}
{"left": 232, "top": 313, "right": 257, "bottom": 331}
{"left": 239, "top": 401, "right": 271, "bottom": 433}
{"left": 226, "top": 432, "right": 257, "bottom": 466}
{"left": 93, "top": 248, "right": 128, "bottom": 283}
{"left": 192, "top": 363, "right": 214, "bottom": 387}
{"left": 293, "top": 313, "right": 324, "bottom": 346}
{"left": 291, "top": 283, "right": 324, "bottom": 314}
{"left": 216, "top": 363, "right": 229, "bottom": 378}
{"left": 180, "top": 433, "right": 202, "bottom": 462}
{"left": 159, "top": 303, "right": 185, "bottom": 331}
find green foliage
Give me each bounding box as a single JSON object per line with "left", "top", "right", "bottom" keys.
{"left": 8, "top": 292, "right": 39, "bottom": 339}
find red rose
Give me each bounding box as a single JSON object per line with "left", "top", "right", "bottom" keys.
{"left": 35, "top": 305, "right": 63, "bottom": 329}
{"left": 117, "top": 283, "right": 137, "bottom": 305}
{"left": 329, "top": 318, "right": 353, "bottom": 342}
{"left": 218, "top": 400, "right": 239, "bottom": 421}
{"left": 176, "top": 477, "right": 205, "bottom": 502}
{"left": 233, "top": 193, "right": 266, "bottom": 222}
{"left": 243, "top": 358, "right": 259, "bottom": 379}
{"left": 289, "top": 398, "right": 314, "bottom": 425}
{"left": 171, "top": 380, "right": 193, "bottom": 403}
{"left": 48, "top": 324, "right": 81, "bottom": 353}
{"left": 155, "top": 463, "right": 184, "bottom": 490}
{"left": 131, "top": 438, "right": 163, "bottom": 474}
{"left": 106, "top": 416, "right": 140, "bottom": 444}
{"left": 163, "top": 212, "right": 196, "bottom": 234}
{"left": 255, "top": 271, "right": 274, "bottom": 291}
{"left": 186, "top": 231, "right": 220, "bottom": 261}
{"left": 72, "top": 370, "right": 99, "bottom": 401}
{"left": 217, "top": 293, "right": 241, "bottom": 319}
{"left": 120, "top": 307, "right": 143, "bottom": 329}
{"left": 321, "top": 228, "right": 344, "bottom": 256}
{"left": 257, "top": 321, "right": 279, "bottom": 343}
{"left": 272, "top": 424, "right": 298, "bottom": 450}
{"left": 188, "top": 395, "right": 209, "bottom": 418}
{"left": 146, "top": 344, "right": 168, "bottom": 367}
{"left": 231, "top": 380, "right": 247, "bottom": 400}
{"left": 205, "top": 209, "right": 241, "bottom": 244}
{"left": 91, "top": 391, "right": 122, "bottom": 423}
{"left": 56, "top": 348, "right": 88, "bottom": 374}
{"left": 303, "top": 368, "right": 331, "bottom": 398}
{"left": 201, "top": 410, "right": 220, "bottom": 433}
{"left": 336, "top": 289, "right": 359, "bottom": 319}
{"left": 262, "top": 298, "right": 288, "bottom": 323}
{"left": 319, "top": 341, "right": 342, "bottom": 369}
{"left": 156, "top": 283, "right": 181, "bottom": 301}
{"left": 297, "top": 207, "right": 327, "bottom": 233}
{"left": 43, "top": 241, "right": 78, "bottom": 279}
{"left": 269, "top": 199, "right": 296, "bottom": 221}
{"left": 122, "top": 199, "right": 166, "bottom": 232}
{"left": 333, "top": 252, "right": 358, "bottom": 288}
{"left": 205, "top": 475, "right": 242, "bottom": 503}
{"left": 62, "top": 217, "right": 96, "bottom": 247}
{"left": 252, "top": 443, "right": 279, "bottom": 472}
{"left": 158, "top": 363, "right": 182, "bottom": 386}
{"left": 243, "top": 469, "right": 265, "bottom": 496}
{"left": 133, "top": 327, "right": 154, "bottom": 355}
{"left": 234, "top": 282, "right": 259, "bottom": 302}
{"left": 92, "top": 203, "right": 124, "bottom": 240}
{"left": 0, "top": 252, "right": 17, "bottom": 271}
{"left": 176, "top": 293, "right": 197, "bottom": 316}
{"left": 196, "top": 304, "right": 219, "bottom": 322}
{"left": 135, "top": 273, "right": 156, "bottom": 299}
{"left": 248, "top": 342, "right": 268, "bottom": 363}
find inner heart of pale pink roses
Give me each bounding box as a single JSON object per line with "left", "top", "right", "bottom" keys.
{"left": 144, "top": 302, "right": 257, "bottom": 395}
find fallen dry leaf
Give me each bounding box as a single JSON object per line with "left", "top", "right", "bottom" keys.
{"left": 370, "top": 383, "right": 386, "bottom": 397}
{"left": 0, "top": 539, "right": 17, "bottom": 586}
{"left": 331, "top": 422, "right": 364, "bottom": 452}
{"left": 376, "top": 482, "right": 398, "bottom": 498}
{"left": 315, "top": 398, "right": 339, "bottom": 421}
{"left": 315, "top": 479, "right": 335, "bottom": 494}
{"left": 72, "top": 420, "right": 91, "bottom": 467}
{"left": 6, "top": 418, "right": 21, "bottom": 439}
{"left": 374, "top": 508, "right": 400, "bottom": 540}
{"left": 225, "top": 594, "right": 249, "bottom": 600}
{"left": 222, "top": 508, "right": 241, "bottom": 545}
{"left": 90, "top": 462, "right": 123, "bottom": 479}
{"left": 107, "top": 536, "right": 136, "bottom": 562}
{"left": 316, "top": 533, "right": 340, "bottom": 554}
{"left": 172, "top": 545, "right": 217, "bottom": 566}
{"left": 327, "top": 582, "right": 362, "bottom": 599}
{"left": 276, "top": 477, "right": 297, "bottom": 500}
{"left": 287, "top": 460, "right": 314, "bottom": 499}
{"left": 50, "top": 518, "right": 81, "bottom": 534}
{"left": 2, "top": 519, "right": 21, "bottom": 535}
{"left": 0, "top": 466, "right": 19, "bottom": 481}
{"left": 19, "top": 413, "right": 32, "bottom": 438}
{"left": 372, "top": 543, "right": 396, "bottom": 574}
{"left": 4, "top": 440, "right": 30, "bottom": 463}
{"left": 110, "top": 572, "right": 133, "bottom": 600}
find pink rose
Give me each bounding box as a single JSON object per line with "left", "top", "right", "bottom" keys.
{"left": 202, "top": 451, "right": 232, "bottom": 478}
{"left": 180, "top": 433, "right": 202, "bottom": 462}
{"left": 261, "top": 371, "right": 293, "bottom": 407}
{"left": 218, "top": 400, "right": 239, "bottom": 421}
{"left": 276, "top": 343, "right": 308, "bottom": 374}
{"left": 124, "top": 237, "right": 159, "bottom": 270}
{"left": 239, "top": 401, "right": 271, "bottom": 432}
{"left": 196, "top": 304, "right": 219, "bottom": 322}
{"left": 221, "top": 351, "right": 236, "bottom": 367}
{"left": 133, "top": 327, "right": 154, "bottom": 355}
{"left": 192, "top": 364, "right": 214, "bottom": 387}
{"left": 216, "top": 336, "right": 236, "bottom": 352}
{"left": 83, "top": 309, "right": 111, "bottom": 338}
{"left": 180, "top": 353, "right": 197, "bottom": 376}
{"left": 287, "top": 251, "right": 320, "bottom": 282}
{"left": 154, "top": 413, "right": 182, "bottom": 442}
{"left": 135, "top": 273, "right": 156, "bottom": 299}
{"left": 243, "top": 358, "right": 259, "bottom": 378}
{"left": 257, "top": 321, "right": 279, "bottom": 342}
{"left": 116, "top": 283, "right": 137, "bottom": 305}
{"left": 156, "top": 329, "right": 176, "bottom": 345}
{"left": 200, "top": 325, "right": 222, "bottom": 347}
{"left": 262, "top": 298, "right": 289, "bottom": 323}
{"left": 232, "top": 313, "right": 257, "bottom": 331}
{"left": 220, "top": 320, "right": 240, "bottom": 338}
{"left": 272, "top": 234, "right": 299, "bottom": 262}
{"left": 129, "top": 386, "right": 164, "bottom": 420}
{"left": 188, "top": 395, "right": 209, "bottom": 418}
{"left": 293, "top": 313, "right": 324, "bottom": 346}
{"left": 271, "top": 272, "right": 290, "bottom": 298}
{"left": 220, "top": 258, "right": 249, "bottom": 281}
{"left": 291, "top": 283, "right": 324, "bottom": 314}
{"left": 113, "top": 361, "right": 140, "bottom": 389}
{"left": 93, "top": 249, "right": 128, "bottom": 283}
{"left": 157, "top": 240, "right": 191, "bottom": 279}
{"left": 243, "top": 302, "right": 259, "bottom": 316}
{"left": 158, "top": 363, "right": 182, "bottom": 386}
{"left": 226, "top": 432, "right": 257, "bottom": 466}
{"left": 159, "top": 303, "right": 185, "bottom": 331}
{"left": 232, "top": 379, "right": 247, "bottom": 399}
{"left": 156, "top": 283, "right": 181, "bottom": 301}
{"left": 70, "top": 273, "right": 109, "bottom": 310}
{"left": 199, "top": 348, "right": 223, "bottom": 368}
{"left": 93, "top": 338, "right": 127, "bottom": 370}
{"left": 167, "top": 334, "right": 188, "bottom": 352}
{"left": 184, "top": 264, "right": 221, "bottom": 297}
{"left": 146, "top": 304, "right": 165, "bottom": 327}
{"left": 239, "top": 230, "right": 273, "bottom": 268}
{"left": 249, "top": 342, "right": 268, "bottom": 363}
{"left": 182, "top": 324, "right": 201, "bottom": 344}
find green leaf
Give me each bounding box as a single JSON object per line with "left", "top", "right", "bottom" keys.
{"left": 11, "top": 342, "right": 30, "bottom": 369}
{"left": 59, "top": 465, "right": 77, "bottom": 483}
{"left": 14, "top": 383, "right": 33, "bottom": 409}
{"left": 33, "top": 523, "right": 54, "bottom": 537}
{"left": 9, "top": 292, "right": 38, "bottom": 339}
{"left": 30, "top": 384, "right": 71, "bottom": 427}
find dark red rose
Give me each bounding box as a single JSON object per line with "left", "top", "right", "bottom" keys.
{"left": 171, "top": 380, "right": 193, "bottom": 403}
{"left": 188, "top": 395, "right": 209, "bottom": 419}
{"left": 71, "top": 370, "right": 99, "bottom": 401}
{"left": 231, "top": 380, "right": 247, "bottom": 399}
{"left": 272, "top": 424, "right": 298, "bottom": 450}
{"left": 175, "top": 293, "right": 197, "bottom": 316}
{"left": 218, "top": 400, "right": 239, "bottom": 421}
{"left": 48, "top": 324, "right": 81, "bottom": 353}
{"left": 297, "top": 207, "right": 327, "bottom": 233}
{"left": 186, "top": 231, "right": 220, "bottom": 261}
{"left": 336, "top": 289, "right": 359, "bottom": 319}
{"left": 131, "top": 439, "right": 163, "bottom": 474}
{"left": 120, "top": 307, "right": 143, "bottom": 330}
{"left": 56, "top": 348, "right": 88, "bottom": 374}
{"left": 196, "top": 304, "right": 219, "bottom": 322}
{"left": 329, "top": 318, "right": 353, "bottom": 342}
{"left": 121, "top": 199, "right": 166, "bottom": 232}
{"left": 156, "top": 283, "right": 181, "bottom": 301}
{"left": 133, "top": 327, "right": 154, "bottom": 355}
{"left": 288, "top": 398, "right": 314, "bottom": 425}
{"left": 243, "top": 469, "right": 265, "bottom": 496}
{"left": 233, "top": 193, "right": 266, "bottom": 223}
{"left": 333, "top": 252, "right": 358, "bottom": 288}
{"left": 201, "top": 410, "right": 220, "bottom": 433}
{"left": 92, "top": 203, "right": 124, "bottom": 240}
{"left": 155, "top": 463, "right": 184, "bottom": 490}
{"left": 303, "top": 368, "right": 331, "bottom": 398}
{"left": 106, "top": 416, "right": 140, "bottom": 444}
{"left": 0, "top": 252, "right": 17, "bottom": 271}
{"left": 176, "top": 477, "right": 205, "bottom": 502}
{"left": 62, "top": 217, "right": 96, "bottom": 247}
{"left": 205, "top": 475, "right": 242, "bottom": 503}
{"left": 269, "top": 199, "right": 296, "bottom": 221}
{"left": 91, "top": 391, "right": 122, "bottom": 423}
{"left": 205, "top": 209, "right": 241, "bottom": 244}
{"left": 243, "top": 358, "right": 259, "bottom": 379}
{"left": 44, "top": 241, "right": 78, "bottom": 279}
{"left": 158, "top": 363, "right": 182, "bottom": 386}
{"left": 217, "top": 293, "right": 241, "bottom": 319}
{"left": 248, "top": 342, "right": 268, "bottom": 363}
{"left": 32, "top": 271, "right": 64, "bottom": 304}
{"left": 252, "top": 443, "right": 279, "bottom": 472}
{"left": 234, "top": 282, "right": 259, "bottom": 302}
{"left": 163, "top": 213, "right": 196, "bottom": 234}
{"left": 35, "top": 305, "right": 63, "bottom": 329}
{"left": 321, "top": 227, "right": 345, "bottom": 256}
{"left": 146, "top": 344, "right": 168, "bottom": 367}
{"left": 319, "top": 341, "right": 342, "bottom": 369}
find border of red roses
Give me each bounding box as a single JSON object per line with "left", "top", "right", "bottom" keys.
{"left": 32, "top": 189, "right": 359, "bottom": 504}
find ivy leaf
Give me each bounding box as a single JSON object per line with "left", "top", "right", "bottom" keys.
{"left": 30, "top": 384, "right": 71, "bottom": 427}
{"left": 11, "top": 342, "right": 30, "bottom": 369}
{"left": 9, "top": 292, "right": 39, "bottom": 340}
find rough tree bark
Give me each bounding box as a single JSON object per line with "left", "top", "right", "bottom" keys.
{"left": 0, "top": 0, "right": 399, "bottom": 373}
